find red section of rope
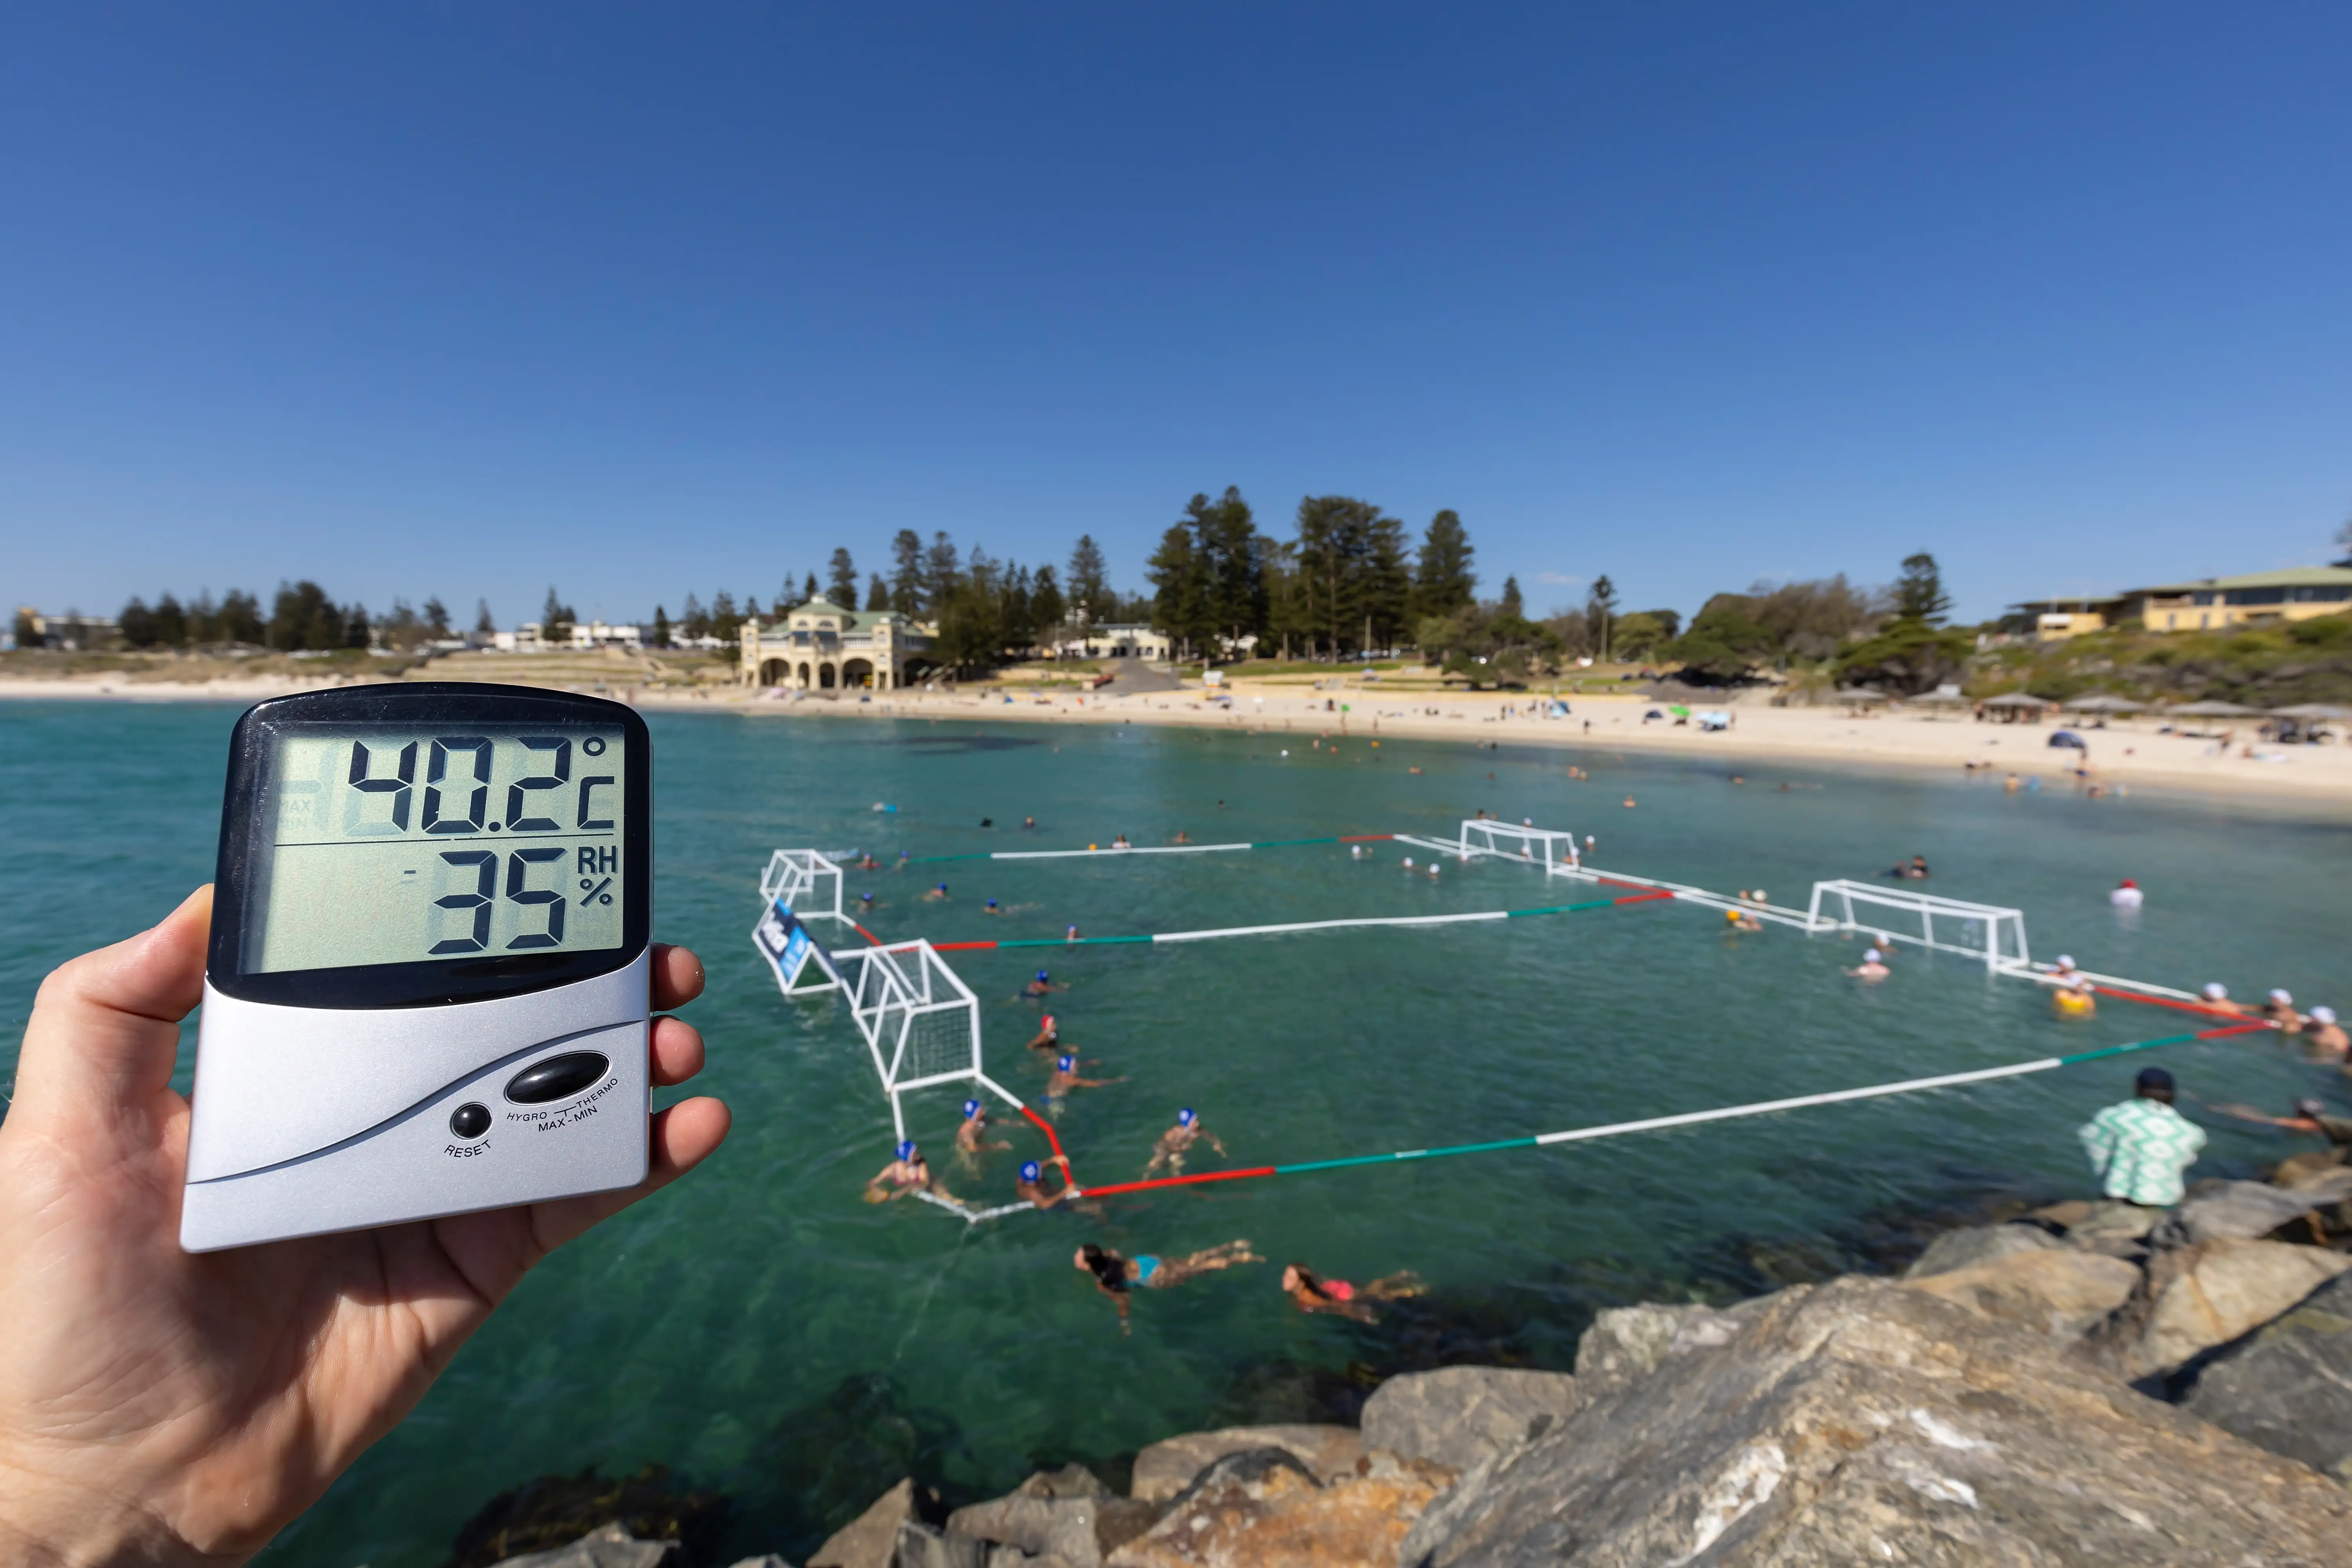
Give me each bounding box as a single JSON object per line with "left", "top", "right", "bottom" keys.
{"left": 851, "top": 922, "right": 884, "bottom": 946}
{"left": 1338, "top": 833, "right": 1395, "bottom": 842}
{"left": 2192, "top": 1021, "right": 2278, "bottom": 1041}
{"left": 1612, "top": 890, "right": 1675, "bottom": 906}
{"left": 1074, "top": 1166, "right": 1279, "bottom": 1198}
{"left": 932, "top": 940, "right": 998, "bottom": 951}
{"left": 1018, "top": 1104, "right": 1075, "bottom": 1186}
{"left": 2091, "top": 985, "right": 2276, "bottom": 1025}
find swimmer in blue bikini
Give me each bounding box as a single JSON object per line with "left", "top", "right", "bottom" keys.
{"left": 1074, "top": 1240, "right": 1262, "bottom": 1332}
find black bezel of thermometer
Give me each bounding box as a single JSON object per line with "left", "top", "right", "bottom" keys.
{"left": 207, "top": 684, "right": 652, "bottom": 1010}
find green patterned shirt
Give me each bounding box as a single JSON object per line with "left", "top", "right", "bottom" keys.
{"left": 2077, "top": 1097, "right": 2206, "bottom": 1207}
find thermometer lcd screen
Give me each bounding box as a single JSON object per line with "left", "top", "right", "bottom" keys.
{"left": 240, "top": 725, "right": 628, "bottom": 975}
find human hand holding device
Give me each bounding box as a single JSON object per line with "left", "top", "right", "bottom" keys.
{"left": 0, "top": 887, "right": 730, "bottom": 1565}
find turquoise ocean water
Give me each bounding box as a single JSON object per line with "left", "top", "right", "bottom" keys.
{"left": 2, "top": 700, "right": 2347, "bottom": 1564}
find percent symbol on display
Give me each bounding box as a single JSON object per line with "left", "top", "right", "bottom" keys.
{"left": 579, "top": 877, "right": 614, "bottom": 905}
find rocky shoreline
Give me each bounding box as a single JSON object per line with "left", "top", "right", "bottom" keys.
{"left": 478, "top": 1159, "right": 2352, "bottom": 1567}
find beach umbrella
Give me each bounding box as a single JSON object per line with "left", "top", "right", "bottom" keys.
{"left": 1979, "top": 692, "right": 2048, "bottom": 709}
{"left": 1908, "top": 690, "right": 1970, "bottom": 705}
{"left": 2066, "top": 694, "right": 2145, "bottom": 713}
{"left": 1833, "top": 688, "right": 1889, "bottom": 702}
{"left": 2272, "top": 702, "right": 2352, "bottom": 720}
{"left": 1669, "top": 704, "right": 1691, "bottom": 717}
{"left": 2163, "top": 699, "right": 2263, "bottom": 717}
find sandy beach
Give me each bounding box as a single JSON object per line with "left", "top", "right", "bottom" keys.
{"left": 5, "top": 667, "right": 2348, "bottom": 805}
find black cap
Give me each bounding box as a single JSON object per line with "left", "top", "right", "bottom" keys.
{"left": 2136, "top": 1067, "right": 2176, "bottom": 1093}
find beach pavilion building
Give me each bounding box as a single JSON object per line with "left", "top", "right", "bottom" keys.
{"left": 739, "top": 597, "right": 936, "bottom": 691}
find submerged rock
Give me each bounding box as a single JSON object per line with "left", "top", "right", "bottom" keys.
{"left": 2182, "top": 1269, "right": 2352, "bottom": 1481}
{"left": 889, "top": 1523, "right": 984, "bottom": 1568}
{"left": 1127, "top": 1425, "right": 1362, "bottom": 1502}
{"left": 1359, "top": 1366, "right": 1578, "bottom": 1473}
{"left": 1899, "top": 1221, "right": 2062, "bottom": 1279}
{"left": 1901, "top": 1246, "right": 2141, "bottom": 1339}
{"left": 1399, "top": 1278, "right": 2352, "bottom": 1566}
{"left": 450, "top": 1466, "right": 725, "bottom": 1568}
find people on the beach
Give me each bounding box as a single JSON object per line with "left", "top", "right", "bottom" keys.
{"left": 2078, "top": 1067, "right": 2205, "bottom": 1207}
{"left": 1074, "top": 1241, "right": 1264, "bottom": 1330}
{"left": 1280, "top": 1264, "right": 1426, "bottom": 1323}
{"left": 2264, "top": 989, "right": 2305, "bottom": 1034}
{"left": 1144, "top": 1107, "right": 1226, "bottom": 1175}
{"left": 865, "top": 1142, "right": 951, "bottom": 1204}
{"left": 1847, "top": 947, "right": 1890, "bottom": 982}
{"left": 955, "top": 1099, "right": 1010, "bottom": 1156}
{"left": 2053, "top": 975, "right": 2098, "bottom": 1018}
{"left": 2200, "top": 982, "right": 2243, "bottom": 1016}
{"left": 1016, "top": 1156, "right": 1078, "bottom": 1210}
{"left": 2110, "top": 878, "right": 2145, "bottom": 908}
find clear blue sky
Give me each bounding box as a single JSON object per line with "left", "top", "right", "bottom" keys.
{"left": 5, "top": 4, "right": 2348, "bottom": 627}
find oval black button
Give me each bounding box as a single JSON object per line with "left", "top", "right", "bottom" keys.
{"left": 449, "top": 1102, "right": 492, "bottom": 1140}
{"left": 504, "top": 1051, "right": 610, "bottom": 1105}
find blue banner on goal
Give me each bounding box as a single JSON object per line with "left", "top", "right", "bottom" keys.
{"left": 755, "top": 900, "right": 846, "bottom": 992}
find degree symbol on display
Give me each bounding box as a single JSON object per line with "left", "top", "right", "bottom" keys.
{"left": 579, "top": 877, "right": 615, "bottom": 905}
{"left": 582, "top": 737, "right": 608, "bottom": 757}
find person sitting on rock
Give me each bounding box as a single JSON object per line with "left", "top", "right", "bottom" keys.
{"left": 1279, "top": 1263, "right": 1425, "bottom": 1323}
{"left": 2077, "top": 1067, "right": 2206, "bottom": 1208}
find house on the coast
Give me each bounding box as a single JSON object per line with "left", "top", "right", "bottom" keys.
{"left": 2011, "top": 565, "right": 2352, "bottom": 640}
{"left": 739, "top": 597, "right": 936, "bottom": 690}
{"left": 1052, "top": 622, "right": 1175, "bottom": 661}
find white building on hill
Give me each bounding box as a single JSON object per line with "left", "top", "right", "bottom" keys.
{"left": 739, "top": 597, "right": 935, "bottom": 690}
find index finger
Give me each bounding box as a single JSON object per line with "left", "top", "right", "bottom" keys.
{"left": 652, "top": 943, "right": 705, "bottom": 1012}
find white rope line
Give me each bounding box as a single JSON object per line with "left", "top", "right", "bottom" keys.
{"left": 985, "top": 842, "right": 1258, "bottom": 860}
{"left": 1151, "top": 909, "right": 1516, "bottom": 944}
{"left": 1531, "top": 1058, "right": 2066, "bottom": 1147}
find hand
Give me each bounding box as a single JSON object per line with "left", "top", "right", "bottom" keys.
{"left": 0, "top": 887, "right": 730, "bottom": 1566}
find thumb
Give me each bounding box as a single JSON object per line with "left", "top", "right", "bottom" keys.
{"left": 15, "top": 886, "right": 212, "bottom": 1124}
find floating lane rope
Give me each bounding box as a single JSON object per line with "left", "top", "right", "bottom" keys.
{"left": 907, "top": 833, "right": 1396, "bottom": 865}
{"left": 931, "top": 889, "right": 1674, "bottom": 952}
{"left": 1068, "top": 1020, "right": 2276, "bottom": 1199}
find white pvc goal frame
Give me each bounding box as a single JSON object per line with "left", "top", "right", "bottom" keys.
{"left": 1457, "top": 819, "right": 1583, "bottom": 872}
{"left": 752, "top": 849, "right": 853, "bottom": 996}
{"left": 835, "top": 938, "right": 1022, "bottom": 1143}
{"left": 1803, "top": 880, "right": 2029, "bottom": 972}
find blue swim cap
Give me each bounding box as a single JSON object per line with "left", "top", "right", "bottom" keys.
{"left": 1020, "top": 1161, "right": 1042, "bottom": 1182}
{"left": 861, "top": 892, "right": 873, "bottom": 903}
{"left": 896, "top": 1140, "right": 917, "bottom": 1161}
{"left": 963, "top": 1098, "right": 982, "bottom": 1119}
{"left": 937, "top": 882, "right": 948, "bottom": 892}
{"left": 987, "top": 898, "right": 998, "bottom": 908}
{"left": 1178, "top": 1107, "right": 1196, "bottom": 1126}
{"left": 1058, "top": 1054, "right": 1075, "bottom": 1071}
{"left": 1037, "top": 969, "right": 1050, "bottom": 982}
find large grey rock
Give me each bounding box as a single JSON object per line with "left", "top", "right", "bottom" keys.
{"left": 2183, "top": 1269, "right": 2352, "bottom": 1481}
{"left": 496, "top": 1522, "right": 679, "bottom": 1568}
{"left": 1359, "top": 1367, "right": 1578, "bottom": 1473}
{"left": 1401, "top": 1278, "right": 2352, "bottom": 1566}
{"left": 945, "top": 1468, "right": 1156, "bottom": 1567}
{"left": 2094, "top": 1237, "right": 2352, "bottom": 1382}
{"left": 726, "top": 1558, "right": 795, "bottom": 1568}
{"left": 1105, "top": 1449, "right": 1450, "bottom": 1568}
{"left": 1899, "top": 1221, "right": 2061, "bottom": 1279}
{"left": 2154, "top": 1180, "right": 2327, "bottom": 1247}
{"left": 1569, "top": 1298, "right": 1768, "bottom": 1405}
{"left": 1127, "top": 1424, "right": 1362, "bottom": 1502}
{"left": 891, "top": 1523, "right": 985, "bottom": 1568}
{"left": 808, "top": 1479, "right": 924, "bottom": 1568}
{"left": 1900, "top": 1245, "right": 2141, "bottom": 1339}
{"left": 2060, "top": 1198, "right": 2163, "bottom": 1245}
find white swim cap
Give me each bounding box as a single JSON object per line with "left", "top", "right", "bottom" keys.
{"left": 1864, "top": 949, "right": 1883, "bottom": 962}
{"left": 1753, "top": 889, "right": 1766, "bottom": 902}
{"left": 2203, "top": 982, "right": 2228, "bottom": 1000}
{"left": 2312, "top": 1006, "right": 2337, "bottom": 1025}
{"left": 2055, "top": 955, "right": 2075, "bottom": 969}
{"left": 2270, "top": 989, "right": 2294, "bottom": 1005}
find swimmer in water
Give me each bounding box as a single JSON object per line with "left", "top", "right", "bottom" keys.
{"left": 1172, "top": 829, "right": 1191, "bottom": 844}
{"left": 2308, "top": 1006, "right": 2347, "bottom": 1060}
{"left": 2200, "top": 982, "right": 2243, "bottom": 1017}
{"left": 1074, "top": 1241, "right": 1263, "bottom": 1333}
{"left": 1847, "top": 947, "right": 1890, "bottom": 982}
{"left": 984, "top": 898, "right": 1005, "bottom": 915}
{"left": 2208, "top": 1096, "right": 2352, "bottom": 1146}
{"left": 1047, "top": 1053, "right": 1124, "bottom": 1099}
{"left": 1066, "top": 924, "right": 1080, "bottom": 942}
{"left": 1112, "top": 833, "right": 1132, "bottom": 849}
{"left": 1025, "top": 1013, "right": 1061, "bottom": 1051}
{"left": 856, "top": 851, "right": 880, "bottom": 870}
{"left": 1726, "top": 907, "right": 1763, "bottom": 933}
{"left": 955, "top": 1099, "right": 1011, "bottom": 1156}
{"left": 1016, "top": 1156, "right": 1078, "bottom": 1211}
{"left": 2053, "top": 975, "right": 2098, "bottom": 1018}
{"left": 898, "top": 849, "right": 911, "bottom": 868}
{"left": 859, "top": 892, "right": 877, "bottom": 914}
{"left": 2264, "top": 989, "right": 2306, "bottom": 1035}
{"left": 864, "top": 1142, "right": 951, "bottom": 1204}
{"left": 2051, "top": 955, "right": 2079, "bottom": 983}
{"left": 924, "top": 882, "right": 950, "bottom": 901}
{"left": 1280, "top": 1263, "right": 1426, "bottom": 1323}
{"left": 1022, "top": 969, "right": 1064, "bottom": 999}
{"left": 1143, "top": 1107, "right": 1226, "bottom": 1175}
{"left": 1023, "top": 815, "right": 1037, "bottom": 829}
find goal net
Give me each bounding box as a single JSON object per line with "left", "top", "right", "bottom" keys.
{"left": 837, "top": 938, "right": 1004, "bottom": 1142}
{"left": 1458, "top": 819, "right": 1582, "bottom": 872}
{"left": 1803, "top": 880, "right": 2029, "bottom": 971}
{"left": 752, "top": 849, "right": 852, "bottom": 996}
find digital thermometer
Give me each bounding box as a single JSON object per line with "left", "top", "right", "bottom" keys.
{"left": 182, "top": 684, "right": 653, "bottom": 1252}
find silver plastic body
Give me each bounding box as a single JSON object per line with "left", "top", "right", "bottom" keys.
{"left": 180, "top": 949, "right": 650, "bottom": 1252}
